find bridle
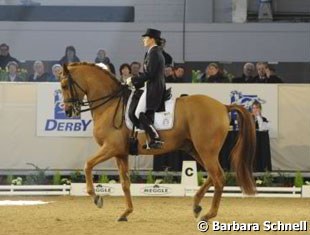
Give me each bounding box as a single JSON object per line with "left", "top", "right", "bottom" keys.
{"left": 63, "top": 70, "right": 128, "bottom": 129}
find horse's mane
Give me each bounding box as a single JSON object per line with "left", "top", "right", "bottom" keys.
{"left": 69, "top": 62, "right": 121, "bottom": 85}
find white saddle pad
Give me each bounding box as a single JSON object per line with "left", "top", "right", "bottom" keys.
{"left": 125, "top": 91, "right": 176, "bottom": 131}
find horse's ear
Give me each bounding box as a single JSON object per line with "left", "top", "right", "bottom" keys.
{"left": 63, "top": 63, "right": 69, "bottom": 76}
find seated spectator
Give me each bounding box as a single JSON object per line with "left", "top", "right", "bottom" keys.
{"left": 0, "top": 43, "right": 20, "bottom": 69}
{"left": 94, "top": 49, "right": 115, "bottom": 74}
{"left": 164, "top": 66, "right": 174, "bottom": 83}
{"left": 232, "top": 62, "right": 256, "bottom": 83}
{"left": 166, "top": 65, "right": 185, "bottom": 83}
{"left": 59, "top": 46, "right": 80, "bottom": 65}
{"left": 130, "top": 61, "right": 142, "bottom": 77}
{"left": 49, "top": 63, "right": 62, "bottom": 82}
{"left": 2, "top": 61, "right": 23, "bottom": 82}
{"left": 119, "top": 63, "right": 132, "bottom": 83}
{"left": 201, "top": 63, "right": 229, "bottom": 83}
{"left": 251, "top": 100, "right": 270, "bottom": 131}
{"left": 265, "top": 64, "right": 283, "bottom": 83}
{"left": 254, "top": 62, "right": 268, "bottom": 83}
{"left": 160, "top": 38, "right": 173, "bottom": 66}
{"left": 27, "top": 60, "right": 50, "bottom": 82}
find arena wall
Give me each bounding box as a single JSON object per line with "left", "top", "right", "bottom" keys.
{"left": 0, "top": 83, "right": 309, "bottom": 171}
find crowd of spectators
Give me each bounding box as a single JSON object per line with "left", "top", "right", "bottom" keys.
{"left": 0, "top": 42, "right": 283, "bottom": 83}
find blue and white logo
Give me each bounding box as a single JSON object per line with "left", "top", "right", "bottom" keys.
{"left": 230, "top": 90, "right": 265, "bottom": 111}
{"left": 39, "top": 86, "right": 92, "bottom": 135}
{"left": 54, "top": 89, "right": 79, "bottom": 120}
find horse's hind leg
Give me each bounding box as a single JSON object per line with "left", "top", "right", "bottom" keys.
{"left": 187, "top": 148, "right": 214, "bottom": 219}
{"left": 200, "top": 161, "right": 225, "bottom": 221}
{"left": 193, "top": 176, "right": 212, "bottom": 218}
{"left": 116, "top": 156, "right": 133, "bottom": 222}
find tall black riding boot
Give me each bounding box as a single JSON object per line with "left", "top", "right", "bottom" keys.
{"left": 139, "top": 112, "right": 164, "bottom": 149}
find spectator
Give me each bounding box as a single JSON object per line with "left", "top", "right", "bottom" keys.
{"left": 254, "top": 62, "right": 268, "bottom": 83}
{"left": 49, "top": 63, "right": 62, "bottom": 82}
{"left": 2, "top": 61, "right": 23, "bottom": 82}
{"left": 165, "top": 65, "right": 185, "bottom": 83}
{"left": 160, "top": 38, "right": 173, "bottom": 66}
{"left": 164, "top": 66, "right": 174, "bottom": 83}
{"left": 201, "top": 63, "right": 229, "bottom": 83}
{"left": 232, "top": 62, "right": 256, "bottom": 83}
{"left": 0, "top": 43, "right": 20, "bottom": 69}
{"left": 59, "top": 46, "right": 80, "bottom": 65}
{"left": 130, "top": 61, "right": 142, "bottom": 77}
{"left": 27, "top": 60, "right": 50, "bottom": 82}
{"left": 265, "top": 64, "right": 283, "bottom": 83}
{"left": 94, "top": 48, "right": 115, "bottom": 74}
{"left": 251, "top": 100, "right": 269, "bottom": 131}
{"left": 119, "top": 63, "right": 132, "bottom": 83}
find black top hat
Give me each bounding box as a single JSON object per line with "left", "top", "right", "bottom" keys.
{"left": 142, "top": 28, "right": 162, "bottom": 39}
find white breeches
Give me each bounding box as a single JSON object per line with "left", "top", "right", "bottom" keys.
{"left": 135, "top": 88, "right": 147, "bottom": 119}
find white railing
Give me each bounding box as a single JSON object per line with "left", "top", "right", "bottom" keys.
{"left": 0, "top": 185, "right": 71, "bottom": 196}
{"left": 0, "top": 184, "right": 306, "bottom": 198}
{"left": 185, "top": 186, "right": 302, "bottom": 198}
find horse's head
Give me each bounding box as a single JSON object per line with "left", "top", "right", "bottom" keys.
{"left": 57, "top": 64, "right": 86, "bottom": 118}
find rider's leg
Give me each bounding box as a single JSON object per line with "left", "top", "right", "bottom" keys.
{"left": 139, "top": 111, "right": 164, "bottom": 149}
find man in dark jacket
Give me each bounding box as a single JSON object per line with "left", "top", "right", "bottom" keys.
{"left": 0, "top": 43, "right": 20, "bottom": 69}
{"left": 126, "top": 28, "right": 166, "bottom": 149}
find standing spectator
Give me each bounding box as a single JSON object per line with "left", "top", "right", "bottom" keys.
{"left": 265, "top": 64, "right": 283, "bottom": 83}
{"left": 232, "top": 62, "right": 256, "bottom": 83}
{"left": 94, "top": 48, "right": 115, "bottom": 74}
{"left": 254, "top": 62, "right": 268, "bottom": 83}
{"left": 59, "top": 46, "right": 80, "bottom": 65}
{"left": 0, "top": 43, "right": 20, "bottom": 69}
{"left": 160, "top": 38, "right": 173, "bottom": 66}
{"left": 251, "top": 100, "right": 269, "bottom": 131}
{"left": 119, "top": 63, "right": 132, "bottom": 83}
{"left": 130, "top": 61, "right": 142, "bottom": 77}
{"left": 201, "top": 63, "right": 229, "bottom": 83}
{"left": 27, "top": 60, "right": 50, "bottom": 82}
{"left": 49, "top": 63, "right": 62, "bottom": 82}
{"left": 2, "top": 61, "right": 23, "bottom": 82}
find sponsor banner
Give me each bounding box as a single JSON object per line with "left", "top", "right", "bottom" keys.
{"left": 70, "top": 183, "right": 123, "bottom": 196}
{"left": 37, "top": 83, "right": 93, "bottom": 136}
{"left": 131, "top": 184, "right": 184, "bottom": 197}
{"left": 302, "top": 186, "right": 310, "bottom": 198}
{"left": 70, "top": 183, "right": 184, "bottom": 197}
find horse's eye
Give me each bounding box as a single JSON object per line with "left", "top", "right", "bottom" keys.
{"left": 61, "top": 84, "right": 68, "bottom": 89}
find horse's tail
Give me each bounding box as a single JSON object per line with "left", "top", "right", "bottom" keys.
{"left": 226, "top": 104, "right": 256, "bottom": 195}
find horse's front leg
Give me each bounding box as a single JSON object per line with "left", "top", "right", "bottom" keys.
{"left": 84, "top": 144, "right": 114, "bottom": 206}
{"left": 116, "top": 155, "right": 133, "bottom": 221}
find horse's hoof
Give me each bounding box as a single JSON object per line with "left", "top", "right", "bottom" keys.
{"left": 94, "top": 195, "right": 103, "bottom": 208}
{"left": 193, "top": 205, "right": 202, "bottom": 218}
{"left": 199, "top": 216, "right": 208, "bottom": 222}
{"left": 117, "top": 217, "right": 128, "bottom": 222}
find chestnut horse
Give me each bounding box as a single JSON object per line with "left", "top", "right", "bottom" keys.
{"left": 58, "top": 62, "right": 256, "bottom": 222}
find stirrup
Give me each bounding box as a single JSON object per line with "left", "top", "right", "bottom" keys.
{"left": 149, "top": 139, "right": 164, "bottom": 149}
{"left": 142, "top": 139, "right": 164, "bottom": 150}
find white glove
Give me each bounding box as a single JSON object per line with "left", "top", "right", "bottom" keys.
{"left": 126, "top": 77, "right": 133, "bottom": 86}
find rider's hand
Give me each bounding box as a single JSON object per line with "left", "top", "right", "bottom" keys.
{"left": 126, "top": 77, "right": 133, "bottom": 86}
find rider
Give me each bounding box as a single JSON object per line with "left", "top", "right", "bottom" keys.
{"left": 126, "top": 28, "right": 166, "bottom": 149}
